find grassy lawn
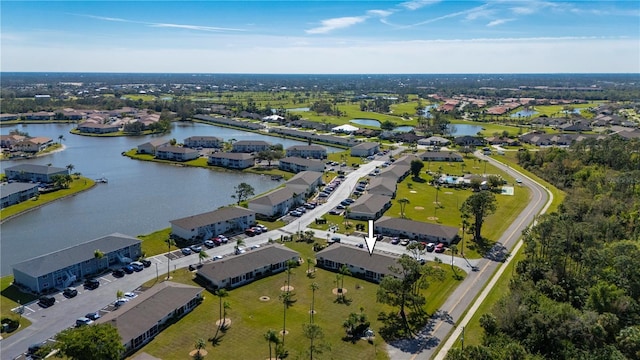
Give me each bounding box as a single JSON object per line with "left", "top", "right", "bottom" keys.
{"left": 121, "top": 94, "right": 157, "bottom": 101}
{"left": 131, "top": 241, "right": 464, "bottom": 360}
{"left": 0, "top": 276, "right": 34, "bottom": 338}
{"left": 0, "top": 177, "right": 96, "bottom": 221}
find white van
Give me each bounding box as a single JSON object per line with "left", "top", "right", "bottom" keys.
{"left": 76, "top": 317, "right": 94, "bottom": 327}
{"left": 130, "top": 261, "right": 144, "bottom": 272}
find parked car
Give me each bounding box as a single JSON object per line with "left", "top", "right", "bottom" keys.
{"left": 304, "top": 203, "right": 315, "bottom": 209}
{"left": 86, "top": 311, "right": 101, "bottom": 320}
{"left": 252, "top": 226, "right": 262, "bottom": 234}
{"left": 204, "top": 240, "right": 216, "bottom": 248}
{"left": 329, "top": 209, "right": 342, "bottom": 215}
{"left": 112, "top": 268, "right": 125, "bottom": 278}
{"left": 329, "top": 236, "right": 341, "bottom": 243}
{"left": 124, "top": 292, "right": 138, "bottom": 299}
{"left": 256, "top": 224, "right": 268, "bottom": 231}
{"left": 122, "top": 264, "right": 134, "bottom": 274}
{"left": 435, "top": 243, "right": 445, "bottom": 253}
{"left": 75, "top": 317, "right": 94, "bottom": 327}
{"left": 38, "top": 295, "right": 55, "bottom": 307}
{"left": 190, "top": 244, "right": 203, "bottom": 252}
{"left": 336, "top": 204, "right": 345, "bottom": 210}
{"left": 140, "top": 259, "right": 152, "bottom": 267}
{"left": 63, "top": 287, "right": 78, "bottom": 298}
{"left": 400, "top": 239, "right": 410, "bottom": 246}
{"left": 245, "top": 228, "right": 256, "bottom": 236}
{"left": 114, "top": 298, "right": 129, "bottom": 307}
{"left": 130, "top": 261, "right": 144, "bottom": 272}
{"left": 213, "top": 255, "right": 223, "bottom": 260}
{"left": 235, "top": 247, "right": 246, "bottom": 255}
{"left": 181, "top": 247, "right": 192, "bottom": 255}
{"left": 390, "top": 237, "right": 400, "bottom": 245}
{"left": 84, "top": 279, "right": 100, "bottom": 290}
{"left": 289, "top": 211, "right": 302, "bottom": 217}
{"left": 426, "top": 243, "right": 436, "bottom": 252}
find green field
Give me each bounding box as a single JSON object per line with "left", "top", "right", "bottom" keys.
{"left": 131, "top": 242, "right": 465, "bottom": 360}
{"left": 0, "top": 276, "right": 35, "bottom": 338}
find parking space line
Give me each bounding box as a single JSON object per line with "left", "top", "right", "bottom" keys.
{"left": 100, "top": 277, "right": 112, "bottom": 283}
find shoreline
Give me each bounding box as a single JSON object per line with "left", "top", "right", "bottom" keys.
{"left": 1, "top": 144, "right": 66, "bottom": 161}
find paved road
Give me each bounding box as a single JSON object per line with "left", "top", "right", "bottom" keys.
{"left": 385, "top": 151, "right": 551, "bottom": 360}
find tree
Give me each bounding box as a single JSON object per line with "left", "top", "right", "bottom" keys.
{"left": 338, "top": 264, "right": 351, "bottom": 297}
{"left": 194, "top": 338, "right": 206, "bottom": 360}
{"left": 116, "top": 289, "right": 124, "bottom": 300}
{"left": 66, "top": 163, "right": 75, "bottom": 172}
{"left": 231, "top": 182, "right": 255, "bottom": 205}
{"left": 460, "top": 191, "right": 497, "bottom": 243}
{"left": 343, "top": 310, "right": 370, "bottom": 341}
{"left": 58, "top": 134, "right": 65, "bottom": 144}
{"left": 235, "top": 238, "right": 245, "bottom": 253}
{"left": 407, "top": 241, "right": 426, "bottom": 262}
{"left": 303, "top": 323, "right": 327, "bottom": 360}
{"left": 264, "top": 329, "right": 280, "bottom": 360}
{"left": 55, "top": 323, "right": 124, "bottom": 360}
{"left": 198, "top": 250, "right": 209, "bottom": 264}
{"left": 380, "top": 120, "right": 397, "bottom": 131}
{"left": 410, "top": 159, "right": 424, "bottom": 178}
{"left": 165, "top": 238, "right": 175, "bottom": 279}
{"left": 398, "top": 197, "right": 410, "bottom": 219}
{"left": 214, "top": 289, "right": 229, "bottom": 334}
{"left": 309, "top": 282, "right": 319, "bottom": 324}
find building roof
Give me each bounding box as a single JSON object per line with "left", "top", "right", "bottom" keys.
{"left": 4, "top": 164, "right": 67, "bottom": 175}
{"left": 280, "top": 157, "right": 325, "bottom": 167}
{"left": 332, "top": 124, "right": 359, "bottom": 132}
{"left": 286, "top": 145, "right": 326, "bottom": 152}
{"left": 249, "top": 187, "right": 297, "bottom": 207}
{"left": 349, "top": 194, "right": 391, "bottom": 215}
{"left": 419, "top": 151, "right": 463, "bottom": 160}
{"left": 376, "top": 216, "right": 459, "bottom": 240}
{"left": 185, "top": 136, "right": 222, "bottom": 142}
{"left": 12, "top": 233, "right": 141, "bottom": 277}
{"left": 378, "top": 164, "right": 410, "bottom": 181}
{"left": 140, "top": 139, "right": 169, "bottom": 147}
{"left": 351, "top": 142, "right": 379, "bottom": 151}
{"left": 95, "top": 282, "right": 203, "bottom": 347}
{"left": 209, "top": 152, "right": 254, "bottom": 160}
{"left": 233, "top": 140, "right": 271, "bottom": 146}
{"left": 156, "top": 146, "right": 199, "bottom": 154}
{"left": 315, "top": 244, "right": 399, "bottom": 276}
{"left": 367, "top": 177, "right": 396, "bottom": 195}
{"left": 286, "top": 171, "right": 323, "bottom": 187}
{"left": 1, "top": 182, "right": 39, "bottom": 197}
{"left": 197, "top": 244, "right": 299, "bottom": 284}
{"left": 170, "top": 207, "right": 255, "bottom": 230}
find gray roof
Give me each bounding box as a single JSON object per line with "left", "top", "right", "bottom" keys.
{"left": 140, "top": 139, "right": 169, "bottom": 147}
{"left": 1, "top": 182, "right": 39, "bottom": 197}
{"left": 4, "top": 164, "right": 67, "bottom": 175}
{"left": 197, "top": 244, "right": 299, "bottom": 283}
{"left": 286, "top": 145, "right": 326, "bottom": 151}
{"left": 280, "top": 157, "right": 325, "bottom": 167}
{"left": 184, "top": 136, "right": 222, "bottom": 142}
{"left": 419, "top": 151, "right": 463, "bottom": 160}
{"left": 95, "top": 282, "right": 203, "bottom": 347}
{"left": 351, "top": 142, "right": 379, "bottom": 150}
{"left": 209, "top": 152, "right": 254, "bottom": 160}
{"left": 367, "top": 177, "right": 396, "bottom": 195}
{"left": 249, "top": 187, "right": 297, "bottom": 207}
{"left": 156, "top": 146, "right": 199, "bottom": 154}
{"left": 378, "top": 164, "right": 410, "bottom": 181}
{"left": 376, "top": 216, "right": 459, "bottom": 240}
{"left": 170, "top": 207, "right": 255, "bottom": 230}
{"left": 349, "top": 194, "right": 391, "bottom": 215}
{"left": 13, "top": 233, "right": 141, "bottom": 277}
{"left": 286, "top": 171, "right": 323, "bottom": 187}
{"left": 233, "top": 140, "right": 271, "bottom": 146}
{"left": 316, "top": 244, "right": 399, "bottom": 276}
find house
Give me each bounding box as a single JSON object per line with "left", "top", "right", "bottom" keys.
{"left": 155, "top": 146, "right": 200, "bottom": 161}
{"left": 0, "top": 114, "right": 20, "bottom": 122}
{"left": 4, "top": 164, "right": 69, "bottom": 183}
{"left": 367, "top": 177, "right": 397, "bottom": 198}
{"left": 196, "top": 244, "right": 300, "bottom": 289}
{"left": 418, "top": 136, "right": 451, "bottom": 146}
{"left": 12, "top": 233, "right": 142, "bottom": 294}
{"left": 347, "top": 194, "right": 392, "bottom": 220}
{"left": 137, "top": 139, "right": 170, "bottom": 155}
{"left": 248, "top": 187, "right": 303, "bottom": 217}
{"left": 0, "top": 134, "right": 26, "bottom": 148}
{"left": 315, "top": 244, "right": 399, "bottom": 283}
{"left": 284, "top": 171, "right": 323, "bottom": 197}
{"left": 332, "top": 124, "right": 359, "bottom": 134}
{"left": 374, "top": 217, "right": 459, "bottom": 245}
{"left": 184, "top": 136, "right": 223, "bottom": 149}
{"left": 559, "top": 122, "right": 592, "bottom": 132}
{"left": 23, "top": 111, "right": 54, "bottom": 120}
{"left": 1, "top": 183, "right": 39, "bottom": 208}
{"left": 12, "top": 137, "right": 53, "bottom": 152}
{"left": 377, "top": 163, "right": 411, "bottom": 183}
{"left": 170, "top": 207, "right": 256, "bottom": 241}
{"left": 232, "top": 140, "right": 271, "bottom": 153}
{"left": 453, "top": 136, "right": 485, "bottom": 147}
{"left": 350, "top": 142, "right": 380, "bottom": 157}
{"left": 95, "top": 282, "right": 203, "bottom": 355}
{"left": 418, "top": 151, "right": 463, "bottom": 162}
{"left": 285, "top": 145, "right": 327, "bottom": 159}
{"left": 76, "top": 122, "right": 120, "bottom": 134}
{"left": 278, "top": 157, "right": 325, "bottom": 173}
{"left": 207, "top": 152, "right": 255, "bottom": 169}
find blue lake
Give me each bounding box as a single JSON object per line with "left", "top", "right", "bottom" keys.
{"left": 510, "top": 110, "right": 538, "bottom": 118}
{"left": 420, "top": 104, "right": 438, "bottom": 118}
{"left": 447, "top": 124, "right": 484, "bottom": 136}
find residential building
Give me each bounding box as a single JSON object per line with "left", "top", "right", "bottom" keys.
{"left": 285, "top": 145, "right": 327, "bottom": 159}
{"left": 0, "top": 114, "right": 20, "bottom": 122}
{"left": 347, "top": 194, "right": 392, "bottom": 220}
{"left": 4, "top": 164, "right": 69, "bottom": 183}
{"left": 12, "top": 137, "right": 53, "bottom": 152}
{"left": 367, "top": 177, "right": 397, "bottom": 198}
{"left": 207, "top": 152, "right": 255, "bottom": 169}
{"left": 23, "top": 111, "right": 54, "bottom": 120}
{"left": 284, "top": 171, "right": 323, "bottom": 197}
{"left": 248, "top": 187, "right": 303, "bottom": 217}
{"left": 76, "top": 122, "right": 120, "bottom": 134}
{"left": 170, "top": 207, "right": 256, "bottom": 241}
{"left": 350, "top": 142, "right": 380, "bottom": 157}
{"left": 155, "top": 146, "right": 200, "bottom": 161}
{"left": 374, "top": 216, "right": 459, "bottom": 245}
{"left": 453, "top": 136, "right": 485, "bottom": 147}
{"left": 0, "top": 134, "right": 26, "bottom": 148}
{"left": 12, "top": 233, "right": 142, "bottom": 293}
{"left": 278, "top": 157, "right": 325, "bottom": 173}
{"left": 377, "top": 163, "right": 411, "bottom": 183}
{"left": 184, "top": 136, "right": 223, "bottom": 149}
{"left": 315, "top": 244, "right": 399, "bottom": 283}
{"left": 1, "top": 182, "right": 39, "bottom": 208}
{"left": 418, "top": 151, "right": 464, "bottom": 162}
{"left": 418, "top": 136, "right": 451, "bottom": 146}
{"left": 95, "top": 282, "right": 203, "bottom": 355}
{"left": 137, "top": 139, "right": 170, "bottom": 155}
{"left": 232, "top": 140, "right": 271, "bottom": 153}
{"left": 196, "top": 244, "right": 300, "bottom": 289}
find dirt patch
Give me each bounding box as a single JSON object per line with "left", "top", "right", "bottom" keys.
{"left": 280, "top": 285, "right": 294, "bottom": 292}
{"left": 259, "top": 296, "right": 270, "bottom": 302}
{"left": 189, "top": 349, "right": 208, "bottom": 357}
{"left": 332, "top": 288, "right": 348, "bottom": 295}
{"left": 279, "top": 329, "right": 289, "bottom": 336}
{"left": 215, "top": 318, "right": 231, "bottom": 327}
{"left": 444, "top": 191, "right": 453, "bottom": 194}
{"left": 414, "top": 206, "right": 424, "bottom": 210}
{"left": 427, "top": 216, "right": 439, "bottom": 221}
{"left": 409, "top": 190, "right": 417, "bottom": 193}
{"left": 308, "top": 310, "right": 317, "bottom": 315}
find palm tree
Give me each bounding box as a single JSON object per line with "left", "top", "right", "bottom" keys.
{"left": 450, "top": 244, "right": 458, "bottom": 268}
{"left": 339, "top": 265, "right": 351, "bottom": 296}
{"left": 309, "top": 282, "right": 319, "bottom": 324}
{"left": 398, "top": 197, "right": 410, "bottom": 219}
{"left": 214, "top": 289, "right": 229, "bottom": 335}
{"left": 235, "top": 238, "right": 245, "bottom": 254}
{"left": 199, "top": 250, "right": 209, "bottom": 264}
{"left": 264, "top": 329, "right": 280, "bottom": 360}
{"left": 66, "top": 164, "right": 75, "bottom": 173}
{"left": 116, "top": 289, "right": 124, "bottom": 301}
{"left": 165, "top": 238, "right": 175, "bottom": 280}
{"left": 194, "top": 338, "right": 206, "bottom": 360}
{"left": 58, "top": 134, "right": 65, "bottom": 144}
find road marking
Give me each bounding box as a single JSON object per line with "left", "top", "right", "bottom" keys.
{"left": 100, "top": 277, "right": 112, "bottom": 283}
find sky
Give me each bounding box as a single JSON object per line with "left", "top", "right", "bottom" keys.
{"left": 1, "top": 0, "right": 639, "bottom": 74}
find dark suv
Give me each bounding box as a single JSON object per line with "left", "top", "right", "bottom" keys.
{"left": 38, "top": 295, "right": 55, "bottom": 307}
{"left": 63, "top": 287, "right": 78, "bottom": 298}
{"left": 84, "top": 279, "right": 100, "bottom": 290}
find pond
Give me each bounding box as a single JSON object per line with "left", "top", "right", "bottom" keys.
{"left": 510, "top": 110, "right": 538, "bottom": 118}
{"left": 447, "top": 124, "right": 485, "bottom": 136}
{"left": 349, "top": 119, "right": 414, "bottom": 132}
{"left": 420, "top": 104, "right": 438, "bottom": 118}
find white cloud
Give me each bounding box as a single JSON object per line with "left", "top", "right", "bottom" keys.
{"left": 305, "top": 16, "right": 367, "bottom": 34}
{"left": 400, "top": 0, "right": 440, "bottom": 11}
{"left": 510, "top": 6, "right": 537, "bottom": 15}
{"left": 367, "top": 9, "right": 394, "bottom": 18}
{"left": 487, "top": 18, "right": 515, "bottom": 27}
{"left": 150, "top": 23, "right": 245, "bottom": 32}
{"left": 407, "top": 4, "right": 490, "bottom": 27}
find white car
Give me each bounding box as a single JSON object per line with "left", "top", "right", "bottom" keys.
{"left": 124, "top": 292, "right": 137, "bottom": 299}
{"left": 114, "top": 298, "right": 129, "bottom": 307}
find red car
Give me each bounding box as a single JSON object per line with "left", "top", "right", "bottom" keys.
{"left": 434, "top": 243, "right": 445, "bottom": 253}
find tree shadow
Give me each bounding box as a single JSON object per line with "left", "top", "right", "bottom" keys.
{"left": 209, "top": 332, "right": 225, "bottom": 347}
{"left": 334, "top": 296, "right": 352, "bottom": 305}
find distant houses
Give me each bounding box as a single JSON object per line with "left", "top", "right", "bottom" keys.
{"left": 248, "top": 171, "right": 322, "bottom": 217}
{"left": 155, "top": 146, "right": 200, "bottom": 162}
{"left": 76, "top": 122, "right": 120, "bottom": 134}
{"left": 315, "top": 244, "right": 399, "bottom": 283}
{"left": 207, "top": 152, "right": 255, "bottom": 169}
{"left": 350, "top": 142, "right": 380, "bottom": 157}
{"left": 418, "top": 151, "right": 463, "bottom": 162}
{"left": 278, "top": 157, "right": 325, "bottom": 173}
{"left": 137, "top": 139, "right": 170, "bottom": 155}
{"left": 285, "top": 145, "right": 327, "bottom": 159}
{"left": 374, "top": 217, "right": 459, "bottom": 245}
{"left": 184, "top": 136, "right": 223, "bottom": 149}
{"left": 170, "top": 206, "right": 256, "bottom": 241}
{"left": 1, "top": 182, "right": 39, "bottom": 208}
{"left": 4, "top": 164, "right": 69, "bottom": 183}
{"left": 232, "top": 140, "right": 271, "bottom": 153}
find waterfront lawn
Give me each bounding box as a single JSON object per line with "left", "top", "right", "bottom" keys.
{"left": 138, "top": 228, "right": 173, "bottom": 257}
{"left": 132, "top": 242, "right": 463, "bottom": 360}
{"left": 0, "top": 177, "right": 95, "bottom": 221}
{"left": 0, "top": 276, "right": 34, "bottom": 338}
